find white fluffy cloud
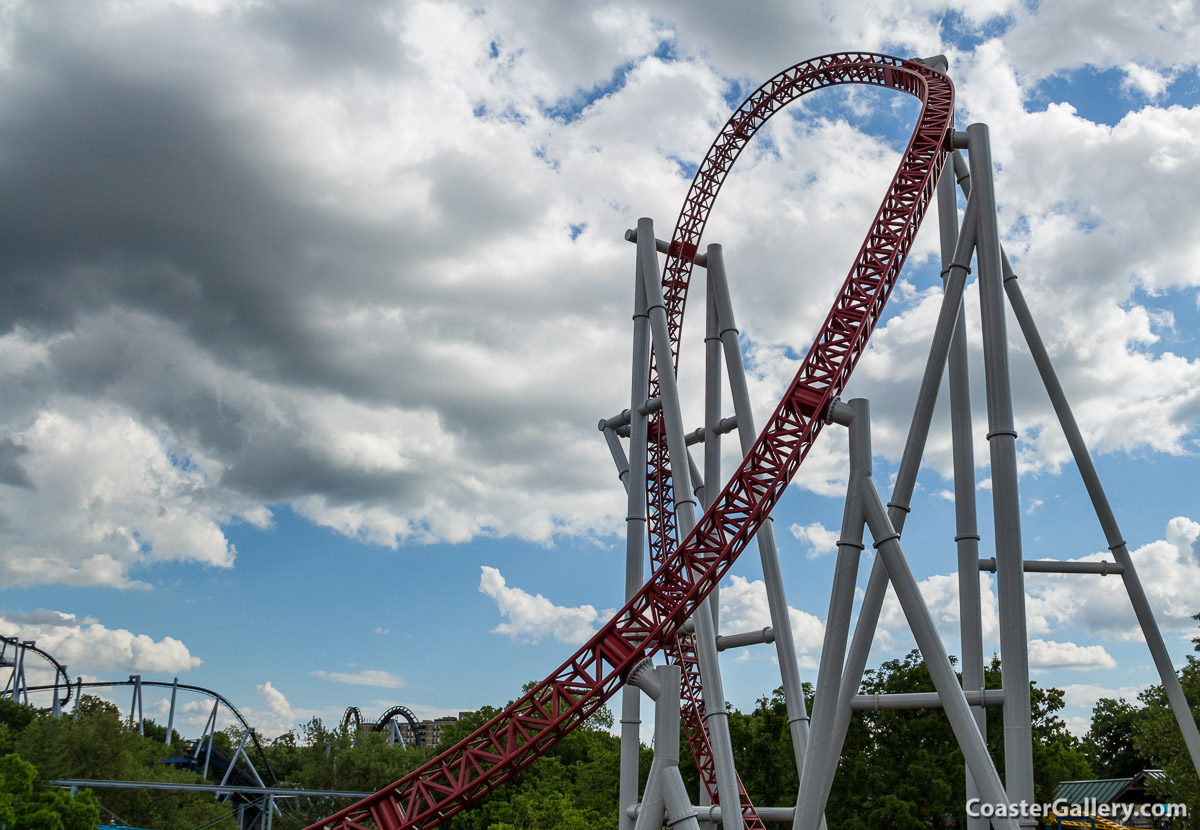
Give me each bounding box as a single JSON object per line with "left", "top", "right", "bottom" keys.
{"left": 789, "top": 521, "right": 841, "bottom": 559}
{"left": 0, "top": 376, "right": 269, "bottom": 589}
{"left": 311, "top": 669, "right": 408, "bottom": 689}
{"left": 475, "top": 567, "right": 827, "bottom": 665}
{"left": 718, "top": 574, "right": 825, "bottom": 655}
{"left": 254, "top": 681, "right": 297, "bottom": 732}
{"left": 1060, "top": 681, "right": 1150, "bottom": 712}
{"left": 478, "top": 566, "right": 605, "bottom": 645}
{"left": 999, "top": 1, "right": 1200, "bottom": 82}
{"left": 878, "top": 567, "right": 1001, "bottom": 648}
{"left": 1028, "top": 639, "right": 1117, "bottom": 672}
{"left": 0, "top": 609, "right": 202, "bottom": 674}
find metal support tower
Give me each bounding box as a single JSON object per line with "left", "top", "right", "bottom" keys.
{"left": 792, "top": 124, "right": 1200, "bottom": 828}
{"left": 306, "top": 52, "right": 1200, "bottom": 830}
{"left": 607, "top": 118, "right": 1200, "bottom": 830}
{"left": 603, "top": 221, "right": 819, "bottom": 828}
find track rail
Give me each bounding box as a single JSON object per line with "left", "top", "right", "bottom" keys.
{"left": 309, "top": 52, "right": 953, "bottom": 830}
{"left": 343, "top": 704, "right": 422, "bottom": 743}
{"left": 2, "top": 635, "right": 72, "bottom": 708}
{"left": 647, "top": 54, "right": 949, "bottom": 825}
{"left": 27, "top": 678, "right": 254, "bottom": 733}
{"left": 25, "top": 677, "right": 277, "bottom": 783}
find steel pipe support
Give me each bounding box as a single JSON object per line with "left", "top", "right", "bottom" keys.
{"left": 619, "top": 233, "right": 654, "bottom": 830}
{"left": 715, "top": 628, "right": 775, "bottom": 651}
{"left": 800, "top": 195, "right": 980, "bottom": 830}
{"left": 709, "top": 244, "right": 814, "bottom": 790}
{"left": 626, "top": 227, "right": 709, "bottom": 268}
{"left": 850, "top": 690, "right": 1004, "bottom": 711}
{"left": 639, "top": 220, "right": 741, "bottom": 830}
{"left": 1004, "top": 264, "right": 1200, "bottom": 776}
{"left": 967, "top": 123, "right": 1035, "bottom": 816}
{"left": 861, "top": 478, "right": 1018, "bottom": 830}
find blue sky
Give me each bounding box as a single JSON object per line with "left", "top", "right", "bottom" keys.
{"left": 1, "top": 0, "right": 1199, "bottom": 747}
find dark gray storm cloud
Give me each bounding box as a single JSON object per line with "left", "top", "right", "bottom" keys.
{"left": 0, "top": 438, "right": 32, "bottom": 489}
{"left": 0, "top": 0, "right": 634, "bottom": 565}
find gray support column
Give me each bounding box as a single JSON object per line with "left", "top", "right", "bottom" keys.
{"left": 166, "top": 677, "right": 179, "bottom": 745}
{"left": 220, "top": 730, "right": 253, "bottom": 789}
{"left": 72, "top": 678, "right": 82, "bottom": 721}
{"left": 11, "top": 643, "right": 25, "bottom": 703}
{"left": 795, "top": 399, "right": 869, "bottom": 830}
{"left": 809, "top": 195, "right": 981, "bottom": 818}
{"left": 699, "top": 253, "right": 723, "bottom": 830}
{"left": 658, "top": 666, "right": 702, "bottom": 830}
{"left": 201, "top": 698, "right": 220, "bottom": 778}
{"left": 604, "top": 426, "right": 631, "bottom": 483}
{"left": 851, "top": 689, "right": 1004, "bottom": 710}
{"left": 1004, "top": 269, "right": 1200, "bottom": 774}
{"left": 240, "top": 731, "right": 267, "bottom": 789}
{"left": 708, "top": 244, "right": 813, "bottom": 783}
{"left": 704, "top": 268, "right": 723, "bottom": 629}
{"left": 937, "top": 160, "right": 987, "bottom": 830}
{"left": 634, "top": 770, "right": 665, "bottom": 830}
{"left": 130, "top": 675, "right": 144, "bottom": 735}
{"left": 638, "top": 219, "right": 741, "bottom": 830}
{"left": 958, "top": 138, "right": 1200, "bottom": 772}
{"left": 661, "top": 771, "right": 703, "bottom": 830}
{"left": 619, "top": 219, "right": 655, "bottom": 830}
{"left": 860, "top": 477, "right": 1018, "bottom": 830}
{"left": 967, "top": 123, "right": 1034, "bottom": 815}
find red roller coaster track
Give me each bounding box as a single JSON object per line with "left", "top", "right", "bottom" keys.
{"left": 309, "top": 52, "right": 954, "bottom": 830}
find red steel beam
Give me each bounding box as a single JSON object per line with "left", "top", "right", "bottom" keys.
{"left": 646, "top": 53, "right": 950, "bottom": 825}
{"left": 308, "top": 52, "right": 953, "bottom": 830}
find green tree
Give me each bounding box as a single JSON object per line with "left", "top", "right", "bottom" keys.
{"left": 829, "top": 651, "right": 964, "bottom": 830}
{"left": 429, "top": 688, "right": 628, "bottom": 830}
{"left": 0, "top": 751, "right": 101, "bottom": 830}
{"left": 726, "top": 685, "right": 804, "bottom": 809}
{"left": 1129, "top": 613, "right": 1200, "bottom": 827}
{"left": 1, "top": 694, "right": 238, "bottom": 829}
{"left": 714, "top": 652, "right": 1089, "bottom": 830}
{"left": 1084, "top": 697, "right": 1152, "bottom": 778}
{"left": 262, "top": 716, "right": 436, "bottom": 827}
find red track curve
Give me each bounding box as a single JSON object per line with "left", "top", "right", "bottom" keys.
{"left": 309, "top": 52, "right": 953, "bottom": 830}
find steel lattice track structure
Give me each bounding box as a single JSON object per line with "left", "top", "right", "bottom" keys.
{"left": 308, "top": 52, "right": 955, "bottom": 830}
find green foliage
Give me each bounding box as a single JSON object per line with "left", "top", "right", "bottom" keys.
{"left": 248, "top": 692, "right": 630, "bottom": 830}
{"left": 1083, "top": 697, "right": 1152, "bottom": 777}
{"left": 0, "top": 697, "right": 36, "bottom": 731}
{"left": 1123, "top": 613, "right": 1200, "bottom": 828}
{"left": 261, "top": 717, "right": 436, "bottom": 826}
{"left": 726, "top": 685, "right": 802, "bottom": 808}
{"left": 717, "top": 653, "right": 1089, "bottom": 830}
{"left": 828, "top": 652, "right": 965, "bottom": 830}
{"left": 0, "top": 695, "right": 236, "bottom": 829}
{"left": 0, "top": 751, "right": 101, "bottom": 830}
{"left": 443, "top": 720, "right": 625, "bottom": 830}
{"left": 1027, "top": 678, "right": 1094, "bottom": 801}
